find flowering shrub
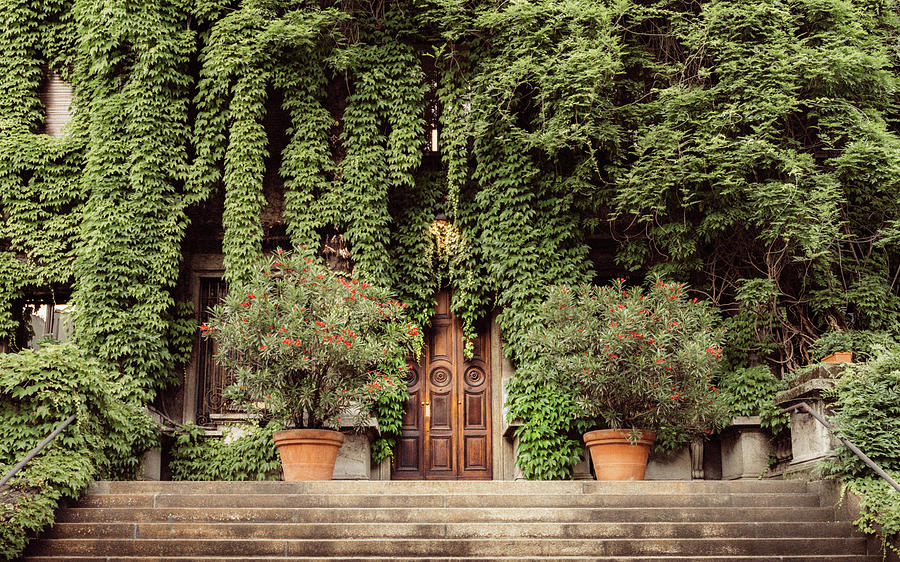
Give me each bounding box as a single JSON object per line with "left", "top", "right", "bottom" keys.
{"left": 204, "top": 247, "right": 423, "bottom": 432}
{"left": 524, "top": 278, "right": 728, "bottom": 445}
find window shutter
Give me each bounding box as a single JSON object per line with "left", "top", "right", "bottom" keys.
{"left": 39, "top": 70, "right": 74, "bottom": 137}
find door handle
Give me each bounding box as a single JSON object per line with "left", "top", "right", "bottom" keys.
{"left": 421, "top": 401, "right": 431, "bottom": 433}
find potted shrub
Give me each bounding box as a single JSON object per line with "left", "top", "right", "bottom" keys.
{"left": 203, "top": 247, "right": 422, "bottom": 480}
{"left": 528, "top": 279, "right": 728, "bottom": 480}
{"left": 807, "top": 329, "right": 900, "bottom": 365}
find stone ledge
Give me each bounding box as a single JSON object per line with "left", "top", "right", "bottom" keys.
{"left": 777, "top": 456, "right": 828, "bottom": 480}
{"left": 775, "top": 377, "right": 836, "bottom": 406}
{"left": 790, "top": 363, "right": 848, "bottom": 387}
{"left": 727, "top": 415, "right": 763, "bottom": 429}
{"left": 503, "top": 418, "right": 522, "bottom": 439}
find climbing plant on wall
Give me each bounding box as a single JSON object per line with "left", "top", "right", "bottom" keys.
{"left": 0, "top": 0, "right": 82, "bottom": 341}
{"left": 2, "top": 0, "right": 900, "bottom": 479}
{"left": 69, "top": 0, "right": 198, "bottom": 398}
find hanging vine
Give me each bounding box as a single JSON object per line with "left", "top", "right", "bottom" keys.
{"left": 70, "top": 0, "right": 196, "bottom": 398}
{"left": 0, "top": 0, "right": 81, "bottom": 341}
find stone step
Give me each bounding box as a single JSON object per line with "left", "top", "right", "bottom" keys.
{"left": 73, "top": 492, "right": 822, "bottom": 509}
{"left": 57, "top": 505, "right": 839, "bottom": 524}
{"left": 25, "top": 537, "right": 871, "bottom": 557}
{"left": 22, "top": 554, "right": 882, "bottom": 562}
{"left": 90, "top": 479, "right": 812, "bottom": 495}
{"left": 26, "top": 480, "right": 878, "bottom": 561}
{"left": 42, "top": 520, "right": 857, "bottom": 540}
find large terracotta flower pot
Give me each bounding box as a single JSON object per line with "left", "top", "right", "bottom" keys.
{"left": 584, "top": 429, "right": 656, "bottom": 481}
{"left": 272, "top": 429, "right": 344, "bottom": 481}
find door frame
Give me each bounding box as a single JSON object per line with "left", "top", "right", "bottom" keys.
{"left": 181, "top": 253, "right": 224, "bottom": 425}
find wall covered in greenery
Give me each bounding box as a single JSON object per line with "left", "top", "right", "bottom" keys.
{"left": 1, "top": 0, "right": 899, "bottom": 476}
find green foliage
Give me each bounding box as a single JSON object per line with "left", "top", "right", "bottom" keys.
{"left": 717, "top": 365, "right": 789, "bottom": 433}
{"left": 169, "top": 422, "right": 282, "bottom": 482}
{"left": 0, "top": 0, "right": 83, "bottom": 341}
{"left": 0, "top": 343, "right": 158, "bottom": 475}
{"left": 206, "top": 247, "right": 421, "bottom": 431}
{"left": 809, "top": 329, "right": 899, "bottom": 362}
{"left": 451, "top": 0, "right": 613, "bottom": 360}
{"left": 841, "top": 477, "right": 900, "bottom": 556}
{"left": 339, "top": 36, "right": 425, "bottom": 283}
{"left": 720, "top": 278, "right": 783, "bottom": 369}
{"left": 369, "top": 364, "right": 411, "bottom": 465}
{"left": 504, "top": 372, "right": 589, "bottom": 480}
{"left": 0, "top": 343, "right": 157, "bottom": 559}
{"left": 819, "top": 348, "right": 900, "bottom": 553}
{"left": 611, "top": 0, "right": 900, "bottom": 375}
{"left": 70, "top": 0, "right": 197, "bottom": 400}
{"left": 821, "top": 350, "right": 900, "bottom": 478}
{"left": 0, "top": 451, "right": 94, "bottom": 560}
{"left": 387, "top": 170, "right": 444, "bottom": 331}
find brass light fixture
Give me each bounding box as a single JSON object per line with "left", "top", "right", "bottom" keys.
{"left": 429, "top": 211, "right": 459, "bottom": 256}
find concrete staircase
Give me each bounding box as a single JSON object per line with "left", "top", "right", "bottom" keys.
{"left": 22, "top": 480, "right": 880, "bottom": 561}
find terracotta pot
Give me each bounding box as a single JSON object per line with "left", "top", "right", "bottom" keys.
{"left": 822, "top": 351, "right": 852, "bottom": 364}
{"left": 272, "top": 429, "right": 344, "bottom": 481}
{"left": 584, "top": 429, "right": 656, "bottom": 481}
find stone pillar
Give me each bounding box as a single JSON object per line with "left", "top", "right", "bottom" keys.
{"left": 139, "top": 448, "right": 163, "bottom": 481}
{"left": 768, "top": 430, "right": 794, "bottom": 477}
{"left": 333, "top": 415, "right": 379, "bottom": 480}
{"left": 503, "top": 422, "right": 527, "bottom": 480}
{"left": 720, "top": 416, "right": 775, "bottom": 480}
{"left": 774, "top": 364, "right": 844, "bottom": 478}
{"left": 333, "top": 432, "right": 372, "bottom": 480}
{"left": 139, "top": 406, "right": 168, "bottom": 480}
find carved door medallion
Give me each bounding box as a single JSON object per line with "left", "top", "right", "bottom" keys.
{"left": 391, "top": 291, "right": 492, "bottom": 480}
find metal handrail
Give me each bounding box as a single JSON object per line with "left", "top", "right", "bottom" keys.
{"left": 782, "top": 402, "right": 900, "bottom": 493}
{"left": 0, "top": 414, "right": 76, "bottom": 487}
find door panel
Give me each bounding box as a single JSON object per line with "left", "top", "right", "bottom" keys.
{"left": 430, "top": 436, "right": 453, "bottom": 471}
{"left": 458, "top": 331, "right": 491, "bottom": 478}
{"left": 430, "top": 326, "right": 451, "bottom": 360}
{"left": 392, "top": 291, "right": 492, "bottom": 480}
{"left": 464, "top": 392, "right": 485, "bottom": 427}
{"left": 430, "top": 389, "right": 452, "bottom": 428}
{"left": 392, "top": 365, "right": 424, "bottom": 477}
{"left": 464, "top": 436, "right": 488, "bottom": 469}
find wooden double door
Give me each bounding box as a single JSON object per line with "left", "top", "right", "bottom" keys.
{"left": 392, "top": 292, "right": 492, "bottom": 480}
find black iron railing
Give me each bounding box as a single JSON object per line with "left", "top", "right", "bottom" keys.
{"left": 0, "top": 414, "right": 76, "bottom": 487}
{"left": 782, "top": 402, "right": 900, "bottom": 493}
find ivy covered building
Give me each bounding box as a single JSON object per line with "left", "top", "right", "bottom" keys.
{"left": 2, "top": 0, "right": 900, "bottom": 482}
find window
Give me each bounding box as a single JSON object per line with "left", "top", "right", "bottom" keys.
{"left": 195, "top": 277, "right": 243, "bottom": 424}
{"left": 8, "top": 302, "right": 74, "bottom": 351}
{"left": 39, "top": 70, "right": 74, "bottom": 137}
